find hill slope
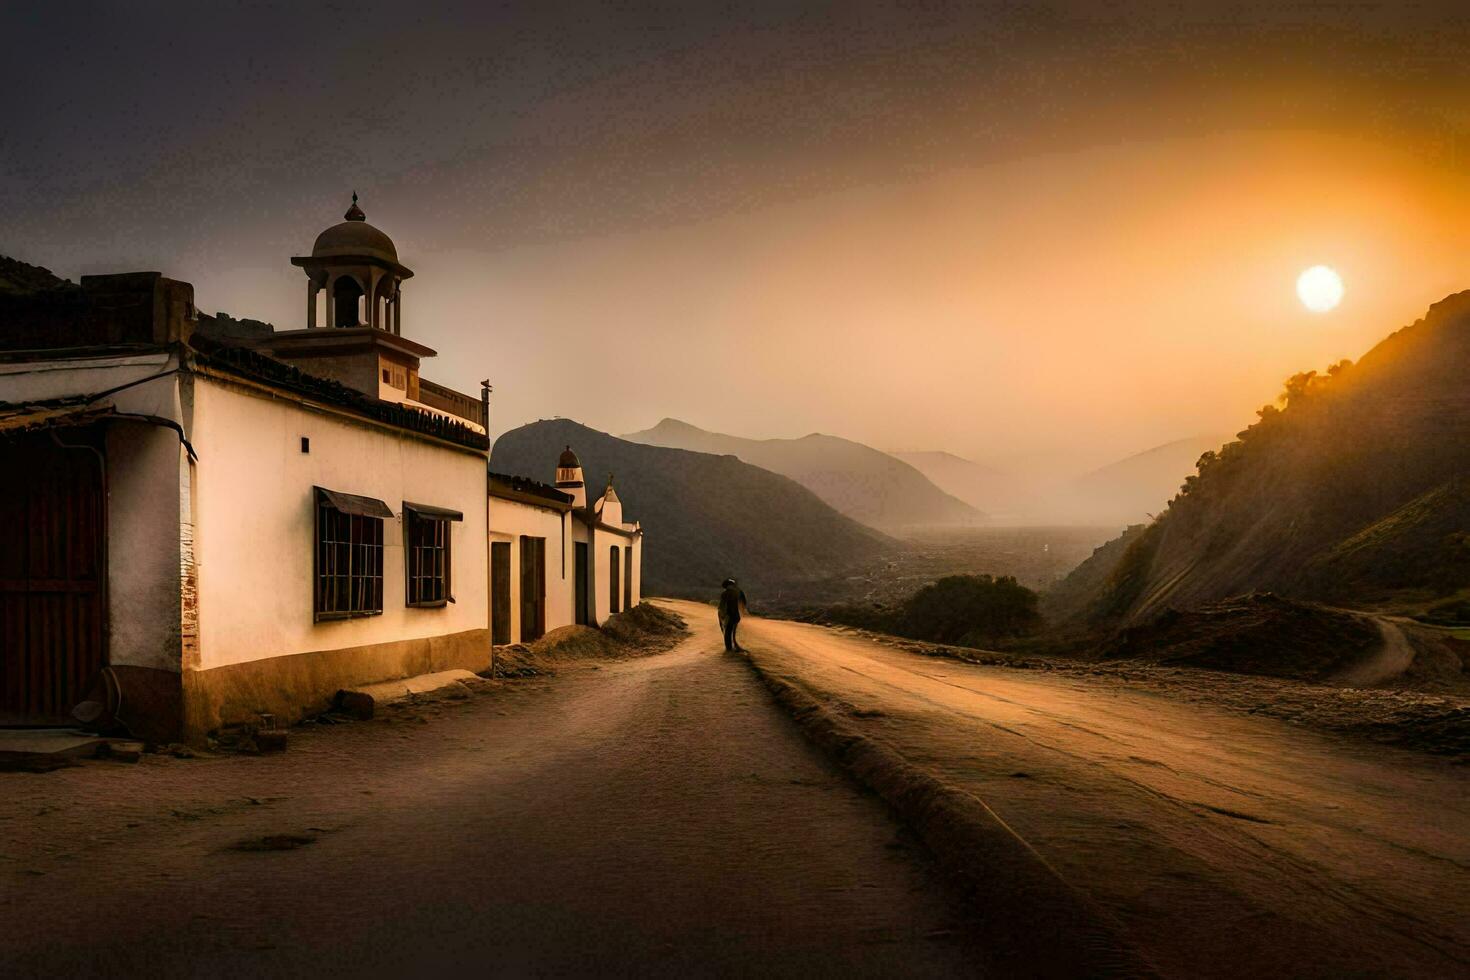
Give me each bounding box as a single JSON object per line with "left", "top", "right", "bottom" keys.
{"left": 493, "top": 419, "right": 894, "bottom": 597}
{"left": 623, "top": 418, "right": 983, "bottom": 530}
{"left": 1052, "top": 292, "right": 1470, "bottom": 623}
{"left": 0, "top": 253, "right": 271, "bottom": 342}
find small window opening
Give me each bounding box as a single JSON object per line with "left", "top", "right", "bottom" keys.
{"left": 300, "top": 436, "right": 310, "bottom": 454}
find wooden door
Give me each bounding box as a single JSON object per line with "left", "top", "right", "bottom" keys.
{"left": 490, "top": 541, "right": 511, "bottom": 645}
{"left": 608, "top": 545, "right": 621, "bottom": 616}
{"left": 574, "top": 543, "right": 589, "bottom": 626}
{"left": 0, "top": 431, "right": 107, "bottom": 724}
{"left": 519, "top": 536, "right": 545, "bottom": 642}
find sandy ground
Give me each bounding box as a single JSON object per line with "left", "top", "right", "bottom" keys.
{"left": 715, "top": 603, "right": 1470, "bottom": 979}
{"left": 0, "top": 615, "right": 984, "bottom": 978}
{"left": 831, "top": 624, "right": 1470, "bottom": 757}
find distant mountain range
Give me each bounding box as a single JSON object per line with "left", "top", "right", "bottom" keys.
{"left": 887, "top": 450, "right": 1013, "bottom": 515}
{"left": 1049, "top": 291, "right": 1470, "bottom": 624}
{"left": 623, "top": 418, "right": 983, "bottom": 531}
{"left": 493, "top": 419, "right": 893, "bottom": 597}
{"left": 895, "top": 438, "right": 1229, "bottom": 527}
{"left": 1064, "top": 435, "right": 1233, "bottom": 525}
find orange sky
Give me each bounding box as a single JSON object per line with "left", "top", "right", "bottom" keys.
{"left": 401, "top": 129, "right": 1470, "bottom": 471}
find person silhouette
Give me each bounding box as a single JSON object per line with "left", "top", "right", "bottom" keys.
{"left": 718, "top": 577, "right": 748, "bottom": 652}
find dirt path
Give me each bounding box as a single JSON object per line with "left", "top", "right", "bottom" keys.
{"left": 0, "top": 615, "right": 983, "bottom": 977}
{"left": 1332, "top": 617, "right": 1418, "bottom": 687}
{"left": 714, "top": 603, "right": 1470, "bottom": 979}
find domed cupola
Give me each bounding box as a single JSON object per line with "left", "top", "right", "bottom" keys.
{"left": 292, "top": 192, "right": 414, "bottom": 334}
{"left": 555, "top": 446, "right": 586, "bottom": 508}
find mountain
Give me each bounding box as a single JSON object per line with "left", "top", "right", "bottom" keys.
{"left": 887, "top": 450, "right": 1017, "bottom": 516}
{"left": 894, "top": 440, "right": 1228, "bottom": 527}
{"left": 623, "top": 418, "right": 983, "bottom": 530}
{"left": 0, "top": 255, "right": 70, "bottom": 294}
{"left": 1064, "top": 435, "right": 1234, "bottom": 526}
{"left": 493, "top": 419, "right": 894, "bottom": 597}
{"left": 1051, "top": 292, "right": 1470, "bottom": 624}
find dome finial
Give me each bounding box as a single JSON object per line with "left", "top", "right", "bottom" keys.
{"left": 344, "top": 191, "right": 366, "bottom": 222}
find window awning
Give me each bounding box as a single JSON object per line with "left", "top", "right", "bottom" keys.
{"left": 316, "top": 487, "right": 394, "bottom": 519}
{"left": 403, "top": 501, "right": 464, "bottom": 522}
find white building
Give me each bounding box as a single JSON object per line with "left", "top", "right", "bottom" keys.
{"left": 0, "top": 198, "right": 647, "bottom": 742}
{"left": 487, "top": 446, "right": 643, "bottom": 644}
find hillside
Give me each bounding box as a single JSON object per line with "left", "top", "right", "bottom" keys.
{"left": 623, "top": 418, "right": 983, "bottom": 530}
{"left": 0, "top": 255, "right": 70, "bottom": 294}
{"left": 1052, "top": 292, "right": 1470, "bottom": 624}
{"left": 493, "top": 419, "right": 894, "bottom": 597}
{"left": 0, "top": 252, "right": 271, "bottom": 342}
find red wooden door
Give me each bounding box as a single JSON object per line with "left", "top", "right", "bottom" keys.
{"left": 0, "top": 432, "right": 107, "bottom": 724}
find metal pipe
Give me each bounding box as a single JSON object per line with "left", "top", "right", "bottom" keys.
{"left": 480, "top": 380, "right": 493, "bottom": 676}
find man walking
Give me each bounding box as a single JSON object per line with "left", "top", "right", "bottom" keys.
{"left": 718, "top": 577, "right": 748, "bottom": 652}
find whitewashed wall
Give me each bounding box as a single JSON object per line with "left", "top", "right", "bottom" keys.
{"left": 488, "top": 496, "right": 572, "bottom": 642}
{"left": 188, "top": 376, "right": 488, "bottom": 670}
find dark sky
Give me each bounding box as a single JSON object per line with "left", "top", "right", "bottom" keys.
{"left": 5, "top": 2, "right": 1470, "bottom": 465}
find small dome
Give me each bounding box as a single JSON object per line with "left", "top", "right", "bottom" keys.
{"left": 311, "top": 194, "right": 399, "bottom": 264}
{"left": 558, "top": 446, "right": 581, "bottom": 468}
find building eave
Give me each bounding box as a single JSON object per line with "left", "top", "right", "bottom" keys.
{"left": 188, "top": 339, "right": 488, "bottom": 455}
{"left": 570, "top": 508, "right": 639, "bottom": 537}
{"left": 252, "top": 326, "right": 437, "bottom": 361}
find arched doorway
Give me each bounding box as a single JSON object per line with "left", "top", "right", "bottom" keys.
{"left": 332, "top": 276, "right": 364, "bottom": 327}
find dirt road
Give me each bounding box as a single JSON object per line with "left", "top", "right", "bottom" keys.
{"left": 722, "top": 604, "right": 1470, "bottom": 979}
{"left": 0, "top": 614, "right": 982, "bottom": 977}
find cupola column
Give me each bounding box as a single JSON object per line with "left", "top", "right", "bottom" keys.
{"left": 306, "top": 279, "right": 318, "bottom": 328}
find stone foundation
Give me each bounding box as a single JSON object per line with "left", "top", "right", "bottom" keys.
{"left": 181, "top": 628, "right": 490, "bottom": 740}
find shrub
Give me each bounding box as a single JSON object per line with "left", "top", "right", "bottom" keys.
{"left": 899, "top": 574, "right": 1041, "bottom": 645}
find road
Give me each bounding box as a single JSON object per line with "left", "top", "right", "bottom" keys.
{"left": 726, "top": 606, "right": 1470, "bottom": 979}
{"left": 1332, "top": 616, "right": 1417, "bottom": 687}
{"left": 0, "top": 612, "right": 983, "bottom": 977}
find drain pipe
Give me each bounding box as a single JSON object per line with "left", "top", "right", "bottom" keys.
{"left": 481, "top": 380, "right": 493, "bottom": 678}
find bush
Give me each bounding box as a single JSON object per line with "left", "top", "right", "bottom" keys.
{"left": 899, "top": 574, "right": 1041, "bottom": 644}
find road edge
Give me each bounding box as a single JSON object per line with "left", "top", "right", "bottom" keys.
{"left": 739, "top": 650, "right": 1157, "bottom": 979}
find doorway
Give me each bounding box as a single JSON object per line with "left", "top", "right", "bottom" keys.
{"left": 609, "top": 545, "right": 621, "bottom": 616}
{"left": 574, "top": 542, "right": 589, "bottom": 626}
{"left": 519, "top": 536, "right": 546, "bottom": 642}
{"left": 0, "top": 431, "right": 107, "bottom": 724}
{"left": 490, "top": 541, "right": 510, "bottom": 645}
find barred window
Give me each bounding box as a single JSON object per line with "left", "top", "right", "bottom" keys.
{"left": 404, "top": 502, "right": 462, "bottom": 609}
{"left": 407, "top": 512, "right": 451, "bottom": 606}
{"left": 314, "top": 488, "right": 389, "bottom": 621}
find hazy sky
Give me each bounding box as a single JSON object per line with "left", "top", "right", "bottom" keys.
{"left": 5, "top": 2, "right": 1470, "bottom": 472}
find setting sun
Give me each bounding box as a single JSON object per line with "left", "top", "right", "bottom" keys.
{"left": 1297, "top": 264, "right": 1344, "bottom": 313}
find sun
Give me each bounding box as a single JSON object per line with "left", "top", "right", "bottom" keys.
{"left": 1297, "top": 265, "right": 1344, "bottom": 313}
